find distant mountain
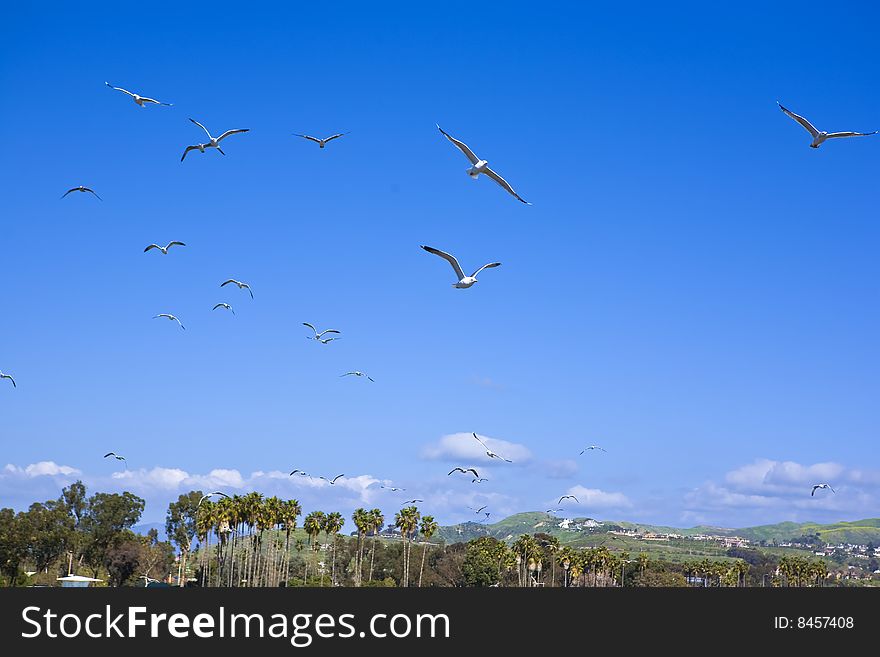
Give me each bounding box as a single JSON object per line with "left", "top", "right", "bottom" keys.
{"left": 434, "top": 513, "right": 880, "bottom": 546}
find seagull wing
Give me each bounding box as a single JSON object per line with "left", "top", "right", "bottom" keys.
{"left": 322, "top": 132, "right": 348, "bottom": 143}
{"left": 472, "top": 433, "right": 491, "bottom": 451}
{"left": 316, "top": 329, "right": 341, "bottom": 338}
{"left": 144, "top": 244, "right": 161, "bottom": 252}
{"left": 829, "top": 486, "right": 836, "bottom": 493}
{"left": 483, "top": 167, "right": 530, "bottom": 204}
{"left": 103, "top": 452, "right": 116, "bottom": 458}
{"left": 167, "top": 241, "right": 186, "bottom": 249}
{"left": 421, "top": 245, "right": 465, "bottom": 280}
{"left": 105, "top": 82, "right": 136, "bottom": 98}
{"left": 811, "top": 486, "right": 818, "bottom": 496}
{"left": 181, "top": 145, "right": 199, "bottom": 161}
{"left": 140, "top": 97, "right": 172, "bottom": 106}
{"left": 777, "top": 102, "right": 820, "bottom": 138}
{"left": 448, "top": 467, "right": 464, "bottom": 475}
{"left": 824, "top": 130, "right": 878, "bottom": 140}
{"left": 303, "top": 322, "right": 318, "bottom": 336}
{"left": 294, "top": 134, "right": 322, "bottom": 144}
{"left": 189, "top": 118, "right": 213, "bottom": 140}
{"left": 1, "top": 374, "right": 15, "bottom": 388}
{"left": 212, "top": 304, "right": 226, "bottom": 311}
{"left": 81, "top": 187, "right": 102, "bottom": 200}
{"left": 216, "top": 128, "right": 249, "bottom": 142}
{"left": 470, "top": 261, "right": 502, "bottom": 277}
{"left": 220, "top": 280, "right": 237, "bottom": 287}
{"left": 331, "top": 474, "right": 344, "bottom": 484}
{"left": 61, "top": 188, "right": 77, "bottom": 198}
{"left": 466, "top": 468, "right": 480, "bottom": 478}
{"left": 437, "top": 125, "right": 480, "bottom": 164}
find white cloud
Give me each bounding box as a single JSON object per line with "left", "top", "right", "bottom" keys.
{"left": 554, "top": 485, "right": 632, "bottom": 511}
{"left": 4, "top": 461, "right": 81, "bottom": 478}
{"left": 421, "top": 432, "right": 532, "bottom": 464}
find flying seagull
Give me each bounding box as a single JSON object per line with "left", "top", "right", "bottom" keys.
{"left": 144, "top": 241, "right": 185, "bottom": 254}
{"left": 103, "top": 452, "right": 126, "bottom": 468}
{"left": 483, "top": 512, "right": 492, "bottom": 519}
{"left": 546, "top": 508, "right": 564, "bottom": 513}
{"left": 289, "top": 469, "right": 309, "bottom": 477}
{"left": 420, "top": 245, "right": 501, "bottom": 289}
{"left": 181, "top": 118, "right": 249, "bottom": 160}
{"left": 436, "top": 124, "right": 530, "bottom": 204}
{"left": 105, "top": 82, "right": 172, "bottom": 107}
{"left": 153, "top": 313, "right": 185, "bottom": 330}
{"left": 558, "top": 495, "right": 579, "bottom": 504}
{"left": 580, "top": 445, "right": 607, "bottom": 454}
{"left": 777, "top": 101, "right": 877, "bottom": 148}
{"left": 403, "top": 499, "right": 424, "bottom": 504}
{"left": 381, "top": 485, "right": 406, "bottom": 491}
{"left": 212, "top": 303, "right": 234, "bottom": 314}
{"left": 61, "top": 186, "right": 102, "bottom": 200}
{"left": 473, "top": 433, "right": 512, "bottom": 462}
{"left": 221, "top": 279, "right": 253, "bottom": 298}
{"left": 197, "top": 491, "right": 229, "bottom": 506}
{"left": 469, "top": 505, "right": 488, "bottom": 514}
{"left": 341, "top": 371, "right": 374, "bottom": 382}
{"left": 448, "top": 467, "right": 480, "bottom": 478}
{"left": 472, "top": 477, "right": 488, "bottom": 483}
{"left": 293, "top": 132, "right": 349, "bottom": 148}
{"left": 303, "top": 323, "right": 341, "bottom": 340}
{"left": 811, "top": 483, "right": 836, "bottom": 496}
{"left": 320, "top": 474, "right": 344, "bottom": 485}
{"left": 0, "top": 372, "right": 15, "bottom": 388}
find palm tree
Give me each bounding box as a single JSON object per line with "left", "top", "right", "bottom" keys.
{"left": 417, "top": 516, "right": 438, "bottom": 587}
{"left": 368, "top": 509, "right": 384, "bottom": 583}
{"left": 557, "top": 546, "right": 575, "bottom": 587}
{"left": 303, "top": 511, "right": 326, "bottom": 585}
{"left": 280, "top": 499, "right": 301, "bottom": 586}
{"left": 352, "top": 508, "right": 371, "bottom": 587}
{"left": 323, "top": 512, "right": 344, "bottom": 585}
{"left": 394, "top": 506, "right": 421, "bottom": 587}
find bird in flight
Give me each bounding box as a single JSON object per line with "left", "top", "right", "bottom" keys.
{"left": 105, "top": 82, "right": 172, "bottom": 107}
{"left": 558, "top": 495, "right": 579, "bottom": 504}
{"left": 144, "top": 241, "right": 185, "bottom": 255}
{"left": 580, "top": 445, "right": 607, "bottom": 454}
{"left": 320, "top": 474, "right": 345, "bottom": 485}
{"left": 473, "top": 433, "right": 512, "bottom": 462}
{"left": 303, "top": 323, "right": 341, "bottom": 341}
{"left": 103, "top": 452, "right": 126, "bottom": 468}
{"left": 197, "top": 491, "right": 229, "bottom": 506}
{"left": 0, "top": 372, "right": 16, "bottom": 388}
{"left": 181, "top": 118, "right": 249, "bottom": 161}
{"left": 420, "top": 245, "right": 501, "bottom": 289}
{"left": 153, "top": 313, "right": 185, "bottom": 330}
{"left": 448, "top": 467, "right": 480, "bottom": 478}
{"left": 341, "top": 371, "right": 374, "bottom": 382}
{"left": 403, "top": 499, "right": 424, "bottom": 504}
{"left": 472, "top": 477, "right": 488, "bottom": 483}
{"left": 468, "top": 505, "right": 488, "bottom": 514}
{"left": 777, "top": 101, "right": 877, "bottom": 148}
{"left": 546, "top": 508, "right": 564, "bottom": 513}
{"left": 289, "top": 469, "right": 309, "bottom": 477}
{"left": 61, "top": 186, "right": 101, "bottom": 200}
{"left": 811, "top": 483, "right": 836, "bottom": 496}
{"left": 381, "top": 485, "right": 406, "bottom": 491}
{"left": 212, "top": 303, "right": 234, "bottom": 315}
{"left": 436, "top": 124, "right": 530, "bottom": 204}
{"left": 221, "top": 279, "right": 253, "bottom": 298}
{"left": 293, "top": 132, "right": 349, "bottom": 148}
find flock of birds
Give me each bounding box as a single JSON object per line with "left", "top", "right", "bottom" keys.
{"left": 7, "top": 83, "right": 854, "bottom": 527}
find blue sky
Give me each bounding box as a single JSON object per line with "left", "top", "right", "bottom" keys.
{"left": 1, "top": 1, "right": 879, "bottom": 529}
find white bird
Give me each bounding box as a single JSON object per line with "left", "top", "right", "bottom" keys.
{"left": 320, "top": 474, "right": 344, "bottom": 485}
{"left": 777, "top": 101, "right": 877, "bottom": 148}
{"left": 153, "top": 313, "right": 185, "bottom": 330}
{"left": 212, "top": 303, "right": 234, "bottom": 315}
{"left": 811, "top": 483, "right": 836, "bottom": 496}
{"left": 420, "top": 245, "right": 501, "bottom": 289}
{"left": 448, "top": 467, "right": 480, "bottom": 478}
{"left": 303, "top": 323, "right": 341, "bottom": 340}
{"left": 317, "top": 336, "right": 341, "bottom": 344}
{"left": 341, "top": 371, "right": 374, "bottom": 382}
{"left": 473, "top": 433, "right": 512, "bottom": 462}
{"left": 558, "top": 494, "right": 579, "bottom": 504}
{"left": 181, "top": 118, "right": 249, "bottom": 160}
{"left": 144, "top": 241, "right": 185, "bottom": 254}
{"left": 103, "top": 452, "right": 126, "bottom": 469}
{"left": 437, "top": 124, "right": 530, "bottom": 204}
{"left": 0, "top": 372, "right": 16, "bottom": 388}
{"left": 221, "top": 279, "right": 253, "bottom": 299}
{"left": 293, "top": 132, "right": 349, "bottom": 148}
{"left": 381, "top": 485, "right": 406, "bottom": 491}
{"left": 580, "top": 445, "right": 607, "bottom": 454}
{"left": 472, "top": 477, "right": 488, "bottom": 484}
{"left": 198, "top": 491, "right": 229, "bottom": 506}
{"left": 61, "top": 186, "right": 102, "bottom": 200}
{"left": 105, "top": 82, "right": 172, "bottom": 107}
{"left": 546, "top": 508, "right": 563, "bottom": 513}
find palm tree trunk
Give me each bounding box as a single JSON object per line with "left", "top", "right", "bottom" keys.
{"left": 369, "top": 538, "right": 377, "bottom": 582}
{"left": 419, "top": 543, "right": 428, "bottom": 587}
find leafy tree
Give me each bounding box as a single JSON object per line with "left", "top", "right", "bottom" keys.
{"left": 166, "top": 491, "right": 203, "bottom": 587}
